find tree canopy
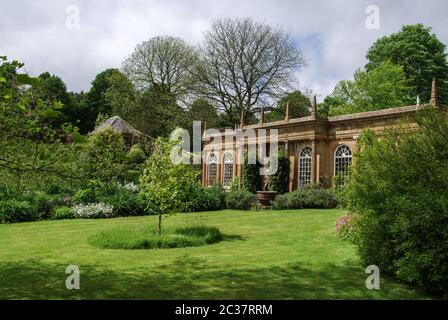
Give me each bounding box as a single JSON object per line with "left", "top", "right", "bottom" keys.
{"left": 320, "top": 61, "right": 412, "bottom": 117}
{"left": 122, "top": 36, "right": 197, "bottom": 100}
{"left": 0, "top": 57, "right": 81, "bottom": 188}
{"left": 265, "top": 91, "right": 311, "bottom": 122}
{"left": 193, "top": 17, "right": 306, "bottom": 126}
{"left": 366, "top": 24, "right": 448, "bottom": 105}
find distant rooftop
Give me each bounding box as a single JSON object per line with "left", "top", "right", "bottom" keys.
{"left": 91, "top": 116, "right": 142, "bottom": 135}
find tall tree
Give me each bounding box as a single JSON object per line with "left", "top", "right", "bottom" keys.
{"left": 321, "top": 61, "right": 412, "bottom": 117}
{"left": 366, "top": 24, "right": 448, "bottom": 105}
{"left": 265, "top": 91, "right": 311, "bottom": 122}
{"left": 0, "top": 57, "right": 80, "bottom": 188}
{"left": 193, "top": 17, "right": 306, "bottom": 126}
{"left": 138, "top": 83, "right": 187, "bottom": 138}
{"left": 122, "top": 36, "right": 197, "bottom": 100}
{"left": 32, "top": 72, "right": 77, "bottom": 127}
{"left": 186, "top": 98, "right": 219, "bottom": 128}
{"left": 104, "top": 71, "right": 139, "bottom": 124}
{"left": 83, "top": 68, "right": 123, "bottom": 133}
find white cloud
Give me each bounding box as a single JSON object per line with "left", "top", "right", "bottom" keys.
{"left": 1, "top": 0, "right": 447, "bottom": 100}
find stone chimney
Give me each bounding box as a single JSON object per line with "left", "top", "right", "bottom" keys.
{"left": 430, "top": 78, "right": 439, "bottom": 107}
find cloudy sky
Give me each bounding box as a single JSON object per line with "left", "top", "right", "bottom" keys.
{"left": 1, "top": 0, "right": 447, "bottom": 100}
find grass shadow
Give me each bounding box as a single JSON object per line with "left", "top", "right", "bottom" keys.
{"left": 0, "top": 257, "right": 432, "bottom": 300}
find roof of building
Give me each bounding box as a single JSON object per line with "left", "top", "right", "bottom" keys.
{"left": 91, "top": 116, "right": 142, "bottom": 135}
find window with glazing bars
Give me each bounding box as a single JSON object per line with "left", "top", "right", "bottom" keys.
{"left": 334, "top": 145, "right": 352, "bottom": 186}
{"left": 223, "top": 153, "right": 233, "bottom": 187}
{"left": 208, "top": 154, "right": 217, "bottom": 186}
{"left": 299, "top": 146, "right": 312, "bottom": 187}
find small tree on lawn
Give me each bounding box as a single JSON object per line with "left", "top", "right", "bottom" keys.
{"left": 140, "top": 137, "right": 200, "bottom": 234}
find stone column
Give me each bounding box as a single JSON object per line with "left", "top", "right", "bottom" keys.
{"left": 311, "top": 140, "right": 317, "bottom": 183}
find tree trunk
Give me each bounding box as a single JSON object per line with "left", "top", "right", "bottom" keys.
{"left": 157, "top": 214, "right": 162, "bottom": 235}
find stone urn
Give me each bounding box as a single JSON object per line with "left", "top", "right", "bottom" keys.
{"left": 257, "top": 191, "right": 278, "bottom": 206}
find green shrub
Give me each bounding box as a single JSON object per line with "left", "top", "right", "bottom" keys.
{"left": 242, "top": 152, "right": 262, "bottom": 193}
{"left": 225, "top": 190, "right": 257, "bottom": 210}
{"left": 124, "top": 169, "right": 142, "bottom": 183}
{"left": 272, "top": 184, "right": 339, "bottom": 209}
{"left": 73, "top": 181, "right": 150, "bottom": 217}
{"left": 268, "top": 147, "right": 290, "bottom": 194}
{"left": 271, "top": 194, "right": 288, "bottom": 209}
{"left": 30, "top": 193, "right": 71, "bottom": 219}
{"left": 88, "top": 225, "right": 223, "bottom": 249}
{"left": 348, "top": 108, "right": 448, "bottom": 295}
{"left": 101, "top": 191, "right": 147, "bottom": 217}
{"left": 127, "top": 145, "right": 146, "bottom": 164}
{"left": 190, "top": 185, "right": 225, "bottom": 212}
{"left": 45, "top": 183, "right": 70, "bottom": 195}
{"left": 84, "top": 127, "right": 128, "bottom": 182}
{"left": 0, "top": 199, "right": 39, "bottom": 223}
{"left": 73, "top": 188, "right": 98, "bottom": 204}
{"left": 52, "top": 206, "right": 73, "bottom": 220}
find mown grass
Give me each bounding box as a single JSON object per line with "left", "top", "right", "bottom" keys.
{"left": 0, "top": 209, "right": 433, "bottom": 299}
{"left": 88, "top": 225, "right": 224, "bottom": 249}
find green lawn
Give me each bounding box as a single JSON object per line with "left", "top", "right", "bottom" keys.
{"left": 0, "top": 209, "right": 431, "bottom": 299}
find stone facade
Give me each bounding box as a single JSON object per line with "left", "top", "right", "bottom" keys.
{"left": 201, "top": 80, "right": 441, "bottom": 191}
{"left": 202, "top": 104, "right": 425, "bottom": 190}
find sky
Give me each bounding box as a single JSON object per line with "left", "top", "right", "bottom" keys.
{"left": 1, "top": 0, "right": 447, "bottom": 101}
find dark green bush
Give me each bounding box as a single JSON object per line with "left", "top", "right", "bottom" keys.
{"left": 225, "top": 190, "right": 257, "bottom": 210}
{"left": 271, "top": 184, "right": 339, "bottom": 209}
{"left": 84, "top": 128, "right": 128, "bottom": 183}
{"left": 127, "top": 145, "right": 146, "bottom": 164}
{"left": 71, "top": 181, "right": 149, "bottom": 217}
{"left": 30, "top": 193, "right": 71, "bottom": 219}
{"left": 242, "top": 152, "right": 262, "bottom": 193}
{"left": 348, "top": 108, "right": 448, "bottom": 295}
{"left": 0, "top": 199, "right": 39, "bottom": 223}
{"left": 51, "top": 206, "right": 73, "bottom": 220}
{"left": 268, "top": 147, "right": 290, "bottom": 194}
{"left": 101, "top": 191, "right": 147, "bottom": 217}
{"left": 73, "top": 188, "right": 97, "bottom": 204}
{"left": 190, "top": 185, "right": 225, "bottom": 212}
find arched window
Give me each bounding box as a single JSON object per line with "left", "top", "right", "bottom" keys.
{"left": 334, "top": 145, "right": 352, "bottom": 186}
{"left": 223, "top": 153, "right": 234, "bottom": 187}
{"left": 298, "top": 146, "right": 312, "bottom": 187}
{"left": 208, "top": 154, "right": 218, "bottom": 186}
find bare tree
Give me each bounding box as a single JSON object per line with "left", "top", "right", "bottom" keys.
{"left": 122, "top": 36, "right": 197, "bottom": 100}
{"left": 193, "top": 18, "right": 306, "bottom": 126}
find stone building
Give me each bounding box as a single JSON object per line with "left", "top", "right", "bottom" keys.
{"left": 201, "top": 79, "right": 442, "bottom": 191}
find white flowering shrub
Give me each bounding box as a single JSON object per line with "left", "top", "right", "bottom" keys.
{"left": 122, "top": 182, "right": 139, "bottom": 193}
{"left": 72, "top": 203, "right": 115, "bottom": 219}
